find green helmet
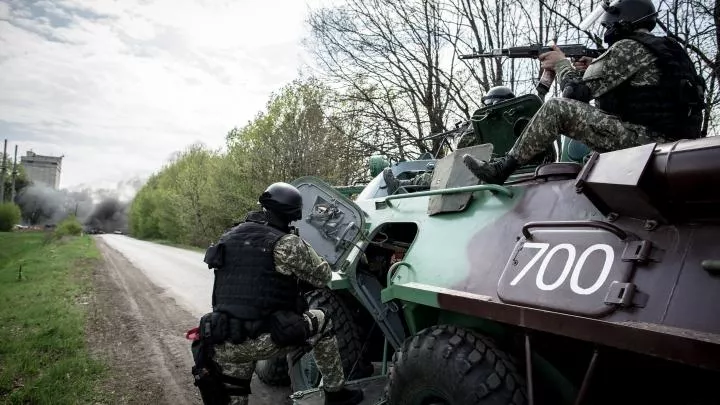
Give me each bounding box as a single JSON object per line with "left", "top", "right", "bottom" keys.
{"left": 482, "top": 86, "right": 516, "bottom": 106}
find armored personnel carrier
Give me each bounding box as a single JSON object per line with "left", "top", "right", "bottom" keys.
{"left": 261, "top": 94, "right": 720, "bottom": 404}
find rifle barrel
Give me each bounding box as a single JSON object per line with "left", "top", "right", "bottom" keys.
{"left": 459, "top": 44, "right": 604, "bottom": 60}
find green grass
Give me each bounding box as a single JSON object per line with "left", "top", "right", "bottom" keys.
{"left": 0, "top": 231, "right": 107, "bottom": 405}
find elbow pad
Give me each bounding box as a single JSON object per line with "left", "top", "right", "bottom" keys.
{"left": 561, "top": 79, "right": 592, "bottom": 103}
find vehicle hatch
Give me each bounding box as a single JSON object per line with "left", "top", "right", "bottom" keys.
{"left": 291, "top": 176, "right": 367, "bottom": 269}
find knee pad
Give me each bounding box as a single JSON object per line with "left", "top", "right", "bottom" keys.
{"left": 305, "top": 311, "right": 321, "bottom": 335}
{"left": 305, "top": 309, "right": 333, "bottom": 336}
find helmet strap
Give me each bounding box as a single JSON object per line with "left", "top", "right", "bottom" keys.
{"left": 263, "top": 209, "right": 293, "bottom": 232}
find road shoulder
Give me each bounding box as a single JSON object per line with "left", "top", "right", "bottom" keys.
{"left": 88, "top": 237, "right": 203, "bottom": 405}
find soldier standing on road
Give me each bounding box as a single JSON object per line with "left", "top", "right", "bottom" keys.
{"left": 463, "top": 0, "right": 706, "bottom": 185}
{"left": 190, "top": 182, "right": 363, "bottom": 405}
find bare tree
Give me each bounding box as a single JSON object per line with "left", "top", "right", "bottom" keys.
{"left": 307, "top": 0, "right": 493, "bottom": 161}
{"left": 305, "top": 0, "right": 719, "bottom": 162}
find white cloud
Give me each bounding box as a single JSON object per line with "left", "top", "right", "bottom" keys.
{"left": 0, "top": 2, "right": 9, "bottom": 19}
{"left": 0, "top": 0, "right": 326, "bottom": 189}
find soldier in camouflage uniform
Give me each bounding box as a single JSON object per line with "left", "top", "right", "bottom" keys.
{"left": 193, "top": 182, "right": 363, "bottom": 405}
{"left": 463, "top": 0, "right": 705, "bottom": 185}
{"left": 382, "top": 86, "right": 516, "bottom": 195}
{"left": 382, "top": 162, "right": 435, "bottom": 195}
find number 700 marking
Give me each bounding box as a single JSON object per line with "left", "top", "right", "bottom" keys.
{"left": 509, "top": 242, "right": 615, "bottom": 296}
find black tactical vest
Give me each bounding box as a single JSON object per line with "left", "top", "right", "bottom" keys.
{"left": 211, "top": 218, "right": 300, "bottom": 320}
{"left": 595, "top": 33, "right": 706, "bottom": 140}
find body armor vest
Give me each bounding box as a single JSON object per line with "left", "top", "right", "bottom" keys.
{"left": 212, "top": 218, "right": 299, "bottom": 320}
{"left": 595, "top": 33, "right": 706, "bottom": 140}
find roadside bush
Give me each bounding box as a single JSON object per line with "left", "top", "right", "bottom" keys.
{"left": 0, "top": 202, "right": 21, "bottom": 232}
{"left": 55, "top": 215, "right": 83, "bottom": 238}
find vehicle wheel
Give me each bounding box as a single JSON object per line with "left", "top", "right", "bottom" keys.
{"left": 385, "top": 325, "right": 527, "bottom": 405}
{"left": 289, "top": 289, "right": 374, "bottom": 391}
{"left": 255, "top": 356, "right": 290, "bottom": 387}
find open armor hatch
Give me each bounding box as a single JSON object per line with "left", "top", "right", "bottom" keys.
{"left": 291, "top": 176, "right": 366, "bottom": 269}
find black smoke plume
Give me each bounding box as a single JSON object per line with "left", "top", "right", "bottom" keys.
{"left": 14, "top": 177, "right": 143, "bottom": 232}
{"left": 84, "top": 197, "right": 128, "bottom": 233}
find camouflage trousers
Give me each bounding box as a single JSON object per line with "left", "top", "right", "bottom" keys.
{"left": 508, "top": 98, "right": 666, "bottom": 164}
{"left": 212, "top": 309, "right": 344, "bottom": 405}
{"left": 401, "top": 172, "right": 433, "bottom": 188}
{"left": 384, "top": 167, "right": 433, "bottom": 194}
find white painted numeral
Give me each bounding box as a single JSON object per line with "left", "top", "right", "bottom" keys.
{"left": 510, "top": 242, "right": 615, "bottom": 295}
{"left": 510, "top": 242, "right": 549, "bottom": 286}
{"left": 570, "top": 244, "right": 615, "bottom": 295}
{"left": 536, "top": 244, "right": 576, "bottom": 291}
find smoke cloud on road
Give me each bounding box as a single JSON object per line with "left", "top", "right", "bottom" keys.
{"left": 15, "top": 176, "right": 145, "bottom": 232}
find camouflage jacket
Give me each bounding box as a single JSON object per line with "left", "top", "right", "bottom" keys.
{"left": 554, "top": 37, "right": 660, "bottom": 100}
{"left": 273, "top": 233, "right": 332, "bottom": 288}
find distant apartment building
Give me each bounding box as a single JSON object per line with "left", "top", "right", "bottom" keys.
{"left": 20, "top": 151, "right": 63, "bottom": 189}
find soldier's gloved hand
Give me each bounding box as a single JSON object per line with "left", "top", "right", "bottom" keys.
{"left": 573, "top": 56, "right": 593, "bottom": 71}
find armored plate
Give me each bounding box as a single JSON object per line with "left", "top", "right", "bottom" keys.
{"left": 468, "top": 94, "right": 543, "bottom": 157}
{"left": 427, "top": 143, "right": 494, "bottom": 216}
{"left": 291, "top": 176, "right": 366, "bottom": 269}
{"left": 497, "top": 226, "right": 638, "bottom": 317}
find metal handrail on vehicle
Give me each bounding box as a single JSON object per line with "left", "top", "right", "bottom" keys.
{"left": 381, "top": 184, "right": 514, "bottom": 207}
{"left": 521, "top": 220, "right": 628, "bottom": 240}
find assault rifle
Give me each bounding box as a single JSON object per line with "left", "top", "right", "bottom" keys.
{"left": 459, "top": 44, "right": 605, "bottom": 60}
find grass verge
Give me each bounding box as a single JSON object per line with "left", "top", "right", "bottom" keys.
{"left": 0, "top": 231, "right": 107, "bottom": 405}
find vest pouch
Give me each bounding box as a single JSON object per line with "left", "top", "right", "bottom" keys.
{"left": 227, "top": 317, "right": 248, "bottom": 344}
{"left": 204, "top": 242, "right": 225, "bottom": 269}
{"left": 199, "top": 311, "right": 229, "bottom": 345}
{"left": 269, "top": 310, "right": 309, "bottom": 347}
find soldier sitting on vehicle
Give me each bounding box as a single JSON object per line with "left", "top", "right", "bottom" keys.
{"left": 383, "top": 85, "right": 517, "bottom": 195}
{"left": 383, "top": 162, "right": 435, "bottom": 195}
{"left": 190, "top": 182, "right": 363, "bottom": 405}
{"left": 463, "top": 0, "right": 706, "bottom": 185}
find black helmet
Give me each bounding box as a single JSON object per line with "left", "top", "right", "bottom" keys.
{"left": 258, "top": 182, "right": 303, "bottom": 222}
{"left": 599, "top": 0, "right": 657, "bottom": 45}
{"left": 482, "top": 86, "right": 515, "bottom": 106}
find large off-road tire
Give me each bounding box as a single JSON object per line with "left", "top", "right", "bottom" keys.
{"left": 255, "top": 357, "right": 290, "bottom": 387}
{"left": 289, "top": 289, "right": 374, "bottom": 391}
{"left": 385, "top": 325, "right": 527, "bottom": 405}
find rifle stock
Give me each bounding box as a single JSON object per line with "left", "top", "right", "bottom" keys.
{"left": 460, "top": 44, "right": 605, "bottom": 60}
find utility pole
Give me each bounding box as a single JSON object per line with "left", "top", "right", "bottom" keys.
{"left": 10, "top": 145, "right": 18, "bottom": 203}
{"left": 0, "top": 139, "right": 7, "bottom": 203}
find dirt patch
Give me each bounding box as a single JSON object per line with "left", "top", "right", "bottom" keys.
{"left": 86, "top": 238, "right": 202, "bottom": 405}
{"left": 86, "top": 237, "right": 293, "bottom": 405}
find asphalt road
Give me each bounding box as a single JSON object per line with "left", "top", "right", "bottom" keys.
{"left": 98, "top": 234, "right": 213, "bottom": 318}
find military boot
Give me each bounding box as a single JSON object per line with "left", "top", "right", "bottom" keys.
{"left": 462, "top": 154, "right": 519, "bottom": 185}
{"left": 383, "top": 168, "right": 400, "bottom": 195}
{"left": 324, "top": 386, "right": 364, "bottom": 405}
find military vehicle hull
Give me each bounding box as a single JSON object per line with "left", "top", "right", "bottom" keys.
{"left": 287, "top": 131, "right": 720, "bottom": 404}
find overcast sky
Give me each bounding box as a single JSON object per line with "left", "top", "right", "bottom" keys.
{"left": 0, "top": 0, "right": 330, "bottom": 190}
